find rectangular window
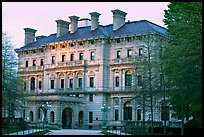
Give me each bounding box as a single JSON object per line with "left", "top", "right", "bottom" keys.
{"left": 25, "top": 61, "right": 28, "bottom": 67}
{"left": 70, "top": 54, "right": 74, "bottom": 61}
{"left": 89, "top": 94, "right": 93, "bottom": 102}
{"left": 139, "top": 48, "right": 143, "bottom": 56}
{"left": 90, "top": 52, "right": 94, "bottom": 60}
{"left": 137, "top": 109, "right": 141, "bottom": 120}
{"left": 52, "top": 56, "right": 55, "bottom": 64}
{"left": 61, "top": 79, "right": 64, "bottom": 89}
{"left": 40, "top": 59, "right": 44, "bottom": 66}
{"left": 69, "top": 79, "right": 73, "bottom": 88}
{"left": 117, "top": 51, "right": 121, "bottom": 58}
{"left": 90, "top": 77, "right": 94, "bottom": 87}
{"left": 51, "top": 80, "right": 54, "bottom": 89}
{"left": 33, "top": 60, "right": 36, "bottom": 66}
{"left": 115, "top": 109, "right": 119, "bottom": 121}
{"left": 78, "top": 78, "right": 82, "bottom": 88}
{"left": 127, "top": 49, "right": 132, "bottom": 57}
{"left": 89, "top": 112, "right": 93, "bottom": 123}
{"left": 79, "top": 53, "right": 83, "bottom": 60}
{"left": 138, "top": 75, "right": 142, "bottom": 86}
{"left": 39, "top": 81, "right": 42, "bottom": 90}
{"left": 62, "top": 55, "right": 65, "bottom": 62}
{"left": 115, "top": 77, "right": 119, "bottom": 87}
{"left": 24, "top": 82, "right": 26, "bottom": 90}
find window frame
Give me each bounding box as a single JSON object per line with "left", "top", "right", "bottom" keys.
{"left": 50, "top": 80, "right": 55, "bottom": 89}
{"left": 90, "top": 51, "right": 94, "bottom": 60}
{"left": 90, "top": 77, "right": 94, "bottom": 87}
{"left": 52, "top": 56, "right": 55, "bottom": 64}
{"left": 117, "top": 50, "right": 121, "bottom": 59}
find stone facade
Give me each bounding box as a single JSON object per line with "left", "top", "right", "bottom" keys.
{"left": 15, "top": 9, "right": 179, "bottom": 130}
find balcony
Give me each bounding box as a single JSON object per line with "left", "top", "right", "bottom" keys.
{"left": 18, "top": 66, "right": 43, "bottom": 72}
{"left": 110, "top": 57, "right": 134, "bottom": 65}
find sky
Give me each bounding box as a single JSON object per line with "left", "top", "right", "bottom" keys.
{"left": 2, "top": 2, "right": 169, "bottom": 49}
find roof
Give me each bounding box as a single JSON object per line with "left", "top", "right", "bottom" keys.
{"left": 15, "top": 20, "right": 167, "bottom": 51}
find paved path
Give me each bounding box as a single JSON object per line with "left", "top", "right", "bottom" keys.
{"left": 46, "top": 129, "right": 104, "bottom": 135}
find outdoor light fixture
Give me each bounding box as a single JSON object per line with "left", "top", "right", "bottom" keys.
{"left": 101, "top": 103, "right": 110, "bottom": 132}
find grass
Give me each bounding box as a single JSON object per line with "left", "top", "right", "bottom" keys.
{"left": 100, "top": 131, "right": 118, "bottom": 135}
{"left": 27, "top": 130, "right": 50, "bottom": 135}
{"left": 2, "top": 128, "right": 25, "bottom": 134}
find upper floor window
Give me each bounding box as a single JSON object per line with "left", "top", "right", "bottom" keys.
{"left": 50, "top": 80, "right": 54, "bottom": 89}
{"left": 52, "top": 46, "right": 55, "bottom": 49}
{"left": 125, "top": 71, "right": 132, "bottom": 86}
{"left": 79, "top": 53, "right": 83, "bottom": 60}
{"left": 139, "top": 48, "right": 143, "bottom": 56}
{"left": 25, "top": 61, "right": 28, "bottom": 67}
{"left": 69, "top": 79, "right": 73, "bottom": 88}
{"left": 52, "top": 56, "right": 55, "bottom": 64}
{"left": 137, "top": 109, "right": 141, "bottom": 120}
{"left": 40, "top": 59, "right": 44, "bottom": 66}
{"left": 33, "top": 60, "right": 36, "bottom": 66}
{"left": 90, "top": 52, "right": 94, "bottom": 60}
{"left": 78, "top": 78, "right": 82, "bottom": 88}
{"left": 115, "top": 109, "right": 119, "bottom": 121}
{"left": 127, "top": 49, "right": 132, "bottom": 57}
{"left": 117, "top": 51, "right": 121, "bottom": 59}
{"left": 61, "top": 79, "right": 64, "bottom": 89}
{"left": 70, "top": 54, "right": 74, "bottom": 61}
{"left": 62, "top": 55, "right": 65, "bottom": 62}
{"left": 61, "top": 45, "right": 66, "bottom": 48}
{"left": 30, "top": 77, "right": 35, "bottom": 90}
{"left": 24, "top": 82, "right": 26, "bottom": 90}
{"left": 89, "top": 112, "right": 93, "bottom": 123}
{"left": 115, "top": 77, "right": 119, "bottom": 87}
{"left": 39, "top": 81, "right": 42, "bottom": 90}
{"left": 90, "top": 77, "right": 94, "bottom": 87}
{"left": 89, "top": 94, "right": 93, "bottom": 102}
{"left": 116, "top": 39, "right": 120, "bottom": 43}
{"left": 70, "top": 43, "right": 74, "bottom": 47}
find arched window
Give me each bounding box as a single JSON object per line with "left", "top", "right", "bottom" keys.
{"left": 50, "top": 111, "right": 54, "bottom": 123}
{"left": 125, "top": 71, "right": 132, "bottom": 86}
{"left": 161, "top": 102, "right": 170, "bottom": 121}
{"left": 29, "top": 111, "right": 33, "bottom": 122}
{"left": 137, "top": 109, "right": 141, "bottom": 120}
{"left": 124, "top": 101, "right": 132, "bottom": 120}
{"left": 30, "top": 77, "right": 35, "bottom": 90}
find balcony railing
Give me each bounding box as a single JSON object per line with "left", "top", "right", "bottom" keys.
{"left": 110, "top": 57, "right": 134, "bottom": 65}
{"left": 19, "top": 66, "right": 43, "bottom": 72}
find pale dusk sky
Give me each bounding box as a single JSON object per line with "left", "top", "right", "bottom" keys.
{"left": 2, "top": 2, "right": 169, "bottom": 49}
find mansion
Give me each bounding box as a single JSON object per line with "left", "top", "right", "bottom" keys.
{"left": 14, "top": 9, "right": 176, "bottom": 129}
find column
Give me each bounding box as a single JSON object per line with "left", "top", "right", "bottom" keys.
{"left": 112, "top": 69, "right": 115, "bottom": 91}
{"left": 122, "top": 70, "right": 125, "bottom": 91}
{"left": 27, "top": 76, "right": 30, "bottom": 92}
{"left": 132, "top": 99, "right": 136, "bottom": 121}
{"left": 55, "top": 73, "right": 58, "bottom": 92}
{"left": 83, "top": 70, "right": 86, "bottom": 91}
{"left": 119, "top": 69, "right": 123, "bottom": 91}
{"left": 36, "top": 75, "right": 39, "bottom": 91}
{"left": 111, "top": 97, "right": 114, "bottom": 120}
{"left": 119, "top": 97, "right": 122, "bottom": 121}
{"left": 64, "top": 72, "right": 67, "bottom": 92}
{"left": 73, "top": 72, "right": 76, "bottom": 91}
{"left": 47, "top": 73, "right": 50, "bottom": 93}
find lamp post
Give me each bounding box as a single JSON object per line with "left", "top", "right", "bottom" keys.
{"left": 41, "top": 102, "right": 51, "bottom": 130}
{"left": 101, "top": 103, "right": 110, "bottom": 132}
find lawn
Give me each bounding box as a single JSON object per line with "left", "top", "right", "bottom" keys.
{"left": 27, "top": 130, "right": 50, "bottom": 135}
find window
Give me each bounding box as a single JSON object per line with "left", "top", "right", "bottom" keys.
{"left": 79, "top": 53, "right": 83, "bottom": 60}
{"left": 70, "top": 43, "right": 74, "bottom": 47}
{"left": 39, "top": 81, "right": 42, "bottom": 90}
{"left": 29, "top": 111, "right": 33, "bottom": 122}
{"left": 61, "top": 45, "right": 66, "bottom": 48}
{"left": 139, "top": 48, "right": 143, "bottom": 56}
{"left": 127, "top": 49, "right": 132, "bottom": 57}
{"left": 30, "top": 77, "right": 35, "bottom": 90}
{"left": 161, "top": 102, "right": 170, "bottom": 121}
{"left": 79, "top": 42, "right": 83, "bottom": 46}
{"left": 40, "top": 59, "right": 44, "bottom": 66}
{"left": 116, "top": 39, "right": 120, "bottom": 43}
{"left": 89, "top": 94, "right": 93, "bottom": 102}
{"left": 90, "top": 77, "right": 94, "bottom": 87}
{"left": 61, "top": 79, "right": 64, "bottom": 89}
{"left": 115, "top": 109, "right": 119, "bottom": 121}
{"left": 90, "top": 52, "right": 94, "bottom": 60}
{"left": 62, "top": 55, "right": 65, "bottom": 62}
{"left": 50, "top": 111, "right": 55, "bottom": 123}
{"left": 25, "top": 61, "right": 28, "bottom": 67}
{"left": 117, "top": 51, "right": 121, "bottom": 58}
{"left": 115, "top": 77, "right": 119, "bottom": 87}
{"left": 24, "top": 82, "right": 26, "bottom": 90}
{"left": 69, "top": 79, "right": 73, "bottom": 88}
{"left": 33, "top": 60, "right": 36, "bottom": 66}
{"left": 78, "top": 78, "right": 82, "bottom": 88}
{"left": 52, "top": 46, "right": 55, "bottom": 49}
{"left": 125, "top": 71, "right": 132, "bottom": 86}
{"left": 90, "top": 40, "right": 94, "bottom": 44}
{"left": 89, "top": 112, "right": 93, "bottom": 123}
{"left": 70, "top": 54, "right": 74, "bottom": 61}
{"left": 138, "top": 75, "right": 142, "bottom": 86}
{"left": 137, "top": 109, "right": 141, "bottom": 120}
{"left": 51, "top": 80, "right": 54, "bottom": 89}
{"left": 52, "top": 56, "right": 55, "bottom": 64}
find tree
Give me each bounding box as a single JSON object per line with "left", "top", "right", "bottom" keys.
{"left": 163, "top": 2, "right": 202, "bottom": 134}
{"left": 2, "top": 32, "right": 26, "bottom": 118}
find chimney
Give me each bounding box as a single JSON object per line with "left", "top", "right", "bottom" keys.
{"left": 36, "top": 35, "right": 46, "bottom": 41}
{"left": 111, "top": 9, "right": 127, "bottom": 31}
{"left": 69, "top": 15, "right": 80, "bottom": 33}
{"left": 89, "top": 12, "right": 101, "bottom": 31}
{"left": 24, "top": 28, "right": 37, "bottom": 45}
{"left": 56, "top": 20, "right": 70, "bottom": 37}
